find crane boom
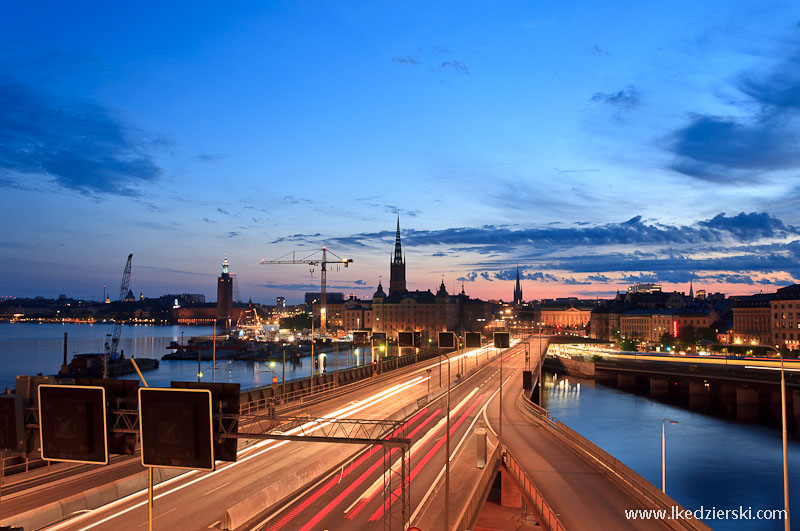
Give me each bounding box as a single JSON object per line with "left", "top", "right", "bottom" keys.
{"left": 260, "top": 247, "right": 352, "bottom": 334}
{"left": 105, "top": 253, "right": 132, "bottom": 377}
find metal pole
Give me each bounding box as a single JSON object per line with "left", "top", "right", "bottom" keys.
{"left": 282, "top": 349, "right": 286, "bottom": 400}
{"left": 499, "top": 347, "right": 503, "bottom": 444}
{"left": 445, "top": 353, "right": 450, "bottom": 531}
{"left": 212, "top": 320, "right": 216, "bottom": 382}
{"left": 439, "top": 351, "right": 442, "bottom": 387}
{"left": 781, "top": 353, "right": 791, "bottom": 531}
{"left": 197, "top": 346, "right": 201, "bottom": 382}
{"left": 148, "top": 467, "right": 154, "bottom": 531}
{"left": 131, "top": 357, "right": 153, "bottom": 531}
{"left": 0, "top": 448, "right": 5, "bottom": 509}
{"left": 661, "top": 419, "right": 666, "bottom": 493}
{"left": 311, "top": 327, "right": 314, "bottom": 395}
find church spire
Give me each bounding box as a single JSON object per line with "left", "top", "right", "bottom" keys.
{"left": 513, "top": 264, "right": 523, "bottom": 305}
{"left": 689, "top": 279, "right": 694, "bottom": 299}
{"left": 393, "top": 215, "right": 403, "bottom": 264}
{"left": 389, "top": 217, "right": 407, "bottom": 295}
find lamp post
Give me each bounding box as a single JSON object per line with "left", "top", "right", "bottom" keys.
{"left": 662, "top": 417, "right": 678, "bottom": 493}
{"left": 780, "top": 351, "right": 791, "bottom": 531}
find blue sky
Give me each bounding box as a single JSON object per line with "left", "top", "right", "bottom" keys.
{"left": 2, "top": 1, "right": 800, "bottom": 303}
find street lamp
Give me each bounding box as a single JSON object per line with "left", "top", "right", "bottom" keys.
{"left": 780, "top": 350, "right": 791, "bottom": 531}
{"left": 662, "top": 417, "right": 679, "bottom": 493}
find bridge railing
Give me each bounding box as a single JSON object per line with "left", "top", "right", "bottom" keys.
{"left": 519, "top": 395, "right": 711, "bottom": 531}
{"left": 501, "top": 446, "right": 566, "bottom": 531}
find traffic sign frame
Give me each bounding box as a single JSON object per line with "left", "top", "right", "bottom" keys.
{"left": 38, "top": 384, "right": 108, "bottom": 465}
{"left": 138, "top": 387, "right": 215, "bottom": 471}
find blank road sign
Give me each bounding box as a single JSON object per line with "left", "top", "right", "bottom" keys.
{"left": 139, "top": 387, "right": 214, "bottom": 470}
{"left": 465, "top": 332, "right": 481, "bottom": 348}
{"left": 398, "top": 331, "right": 414, "bottom": 347}
{"left": 438, "top": 332, "right": 456, "bottom": 349}
{"left": 0, "top": 394, "right": 25, "bottom": 452}
{"left": 39, "top": 385, "right": 108, "bottom": 464}
{"left": 493, "top": 332, "right": 510, "bottom": 349}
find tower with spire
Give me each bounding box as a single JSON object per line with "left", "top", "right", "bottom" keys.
{"left": 689, "top": 280, "right": 694, "bottom": 300}
{"left": 389, "top": 216, "right": 407, "bottom": 295}
{"left": 217, "top": 255, "right": 233, "bottom": 328}
{"left": 513, "top": 265, "right": 524, "bottom": 305}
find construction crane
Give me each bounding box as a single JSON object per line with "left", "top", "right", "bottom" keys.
{"left": 104, "top": 253, "right": 132, "bottom": 378}
{"left": 260, "top": 247, "right": 352, "bottom": 334}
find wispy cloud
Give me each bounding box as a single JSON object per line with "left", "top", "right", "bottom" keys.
{"left": 590, "top": 85, "right": 641, "bottom": 109}
{"left": 0, "top": 78, "right": 165, "bottom": 196}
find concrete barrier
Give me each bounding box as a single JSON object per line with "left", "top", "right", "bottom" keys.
{"left": 1, "top": 467, "right": 186, "bottom": 531}
{"left": 222, "top": 456, "right": 332, "bottom": 530}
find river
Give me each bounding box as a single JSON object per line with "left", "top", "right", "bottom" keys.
{"left": 543, "top": 371, "right": 799, "bottom": 530}
{"left": 0, "top": 322, "right": 368, "bottom": 390}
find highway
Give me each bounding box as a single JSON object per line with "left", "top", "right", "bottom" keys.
{"left": 247, "top": 345, "right": 517, "bottom": 531}
{"left": 483, "top": 339, "right": 675, "bottom": 530}
{"left": 29, "top": 343, "right": 505, "bottom": 531}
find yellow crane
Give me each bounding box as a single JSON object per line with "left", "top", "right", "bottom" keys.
{"left": 260, "top": 247, "right": 352, "bottom": 334}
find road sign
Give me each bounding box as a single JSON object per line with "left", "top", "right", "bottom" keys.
{"left": 38, "top": 384, "right": 108, "bottom": 465}
{"left": 465, "top": 332, "right": 481, "bottom": 348}
{"left": 139, "top": 387, "right": 214, "bottom": 470}
{"left": 493, "top": 332, "right": 510, "bottom": 349}
{"left": 438, "top": 332, "right": 456, "bottom": 349}
{"left": 398, "top": 331, "right": 414, "bottom": 347}
{"left": 171, "top": 382, "right": 240, "bottom": 462}
{"left": 0, "top": 394, "right": 25, "bottom": 452}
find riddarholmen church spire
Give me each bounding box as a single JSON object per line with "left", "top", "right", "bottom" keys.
{"left": 389, "top": 216, "right": 407, "bottom": 295}
{"left": 513, "top": 265, "right": 523, "bottom": 305}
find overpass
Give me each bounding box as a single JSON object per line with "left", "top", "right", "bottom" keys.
{"left": 2, "top": 338, "right": 708, "bottom": 530}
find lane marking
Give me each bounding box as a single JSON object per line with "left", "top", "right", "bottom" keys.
{"left": 202, "top": 481, "right": 230, "bottom": 496}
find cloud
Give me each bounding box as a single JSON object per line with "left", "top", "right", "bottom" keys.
{"left": 0, "top": 78, "right": 164, "bottom": 196}
{"left": 589, "top": 45, "right": 610, "bottom": 56}
{"left": 590, "top": 85, "right": 640, "bottom": 109}
{"left": 670, "top": 46, "right": 800, "bottom": 181}
{"left": 697, "top": 212, "right": 793, "bottom": 240}
{"left": 227, "top": 232, "right": 240, "bottom": 238}
{"left": 306, "top": 212, "right": 796, "bottom": 252}
{"left": 391, "top": 56, "right": 420, "bottom": 66}
{"left": 439, "top": 61, "right": 470, "bottom": 75}
{"left": 195, "top": 153, "right": 221, "bottom": 163}
{"left": 217, "top": 207, "right": 230, "bottom": 215}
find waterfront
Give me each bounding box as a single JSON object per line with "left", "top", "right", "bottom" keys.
{"left": 543, "top": 371, "right": 800, "bottom": 530}
{"left": 0, "top": 322, "right": 369, "bottom": 390}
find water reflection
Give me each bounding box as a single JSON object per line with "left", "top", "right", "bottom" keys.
{"left": 542, "top": 371, "right": 799, "bottom": 531}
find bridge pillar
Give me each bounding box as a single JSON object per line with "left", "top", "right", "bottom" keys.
{"left": 617, "top": 374, "right": 637, "bottom": 389}
{"left": 649, "top": 378, "right": 668, "bottom": 398}
{"left": 793, "top": 391, "right": 800, "bottom": 434}
{"left": 736, "top": 386, "right": 759, "bottom": 422}
{"left": 720, "top": 384, "right": 737, "bottom": 418}
{"left": 689, "top": 381, "right": 710, "bottom": 411}
{"left": 500, "top": 469, "right": 523, "bottom": 509}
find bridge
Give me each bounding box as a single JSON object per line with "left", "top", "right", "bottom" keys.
{"left": 1, "top": 338, "right": 708, "bottom": 530}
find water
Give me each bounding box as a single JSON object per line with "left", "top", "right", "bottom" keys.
{"left": 543, "top": 372, "right": 799, "bottom": 530}
{"left": 0, "top": 323, "right": 371, "bottom": 390}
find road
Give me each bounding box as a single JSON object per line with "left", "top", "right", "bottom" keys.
{"left": 247, "top": 344, "right": 518, "bottom": 531}
{"left": 31, "top": 343, "right": 505, "bottom": 531}
{"left": 483, "top": 338, "right": 673, "bottom": 530}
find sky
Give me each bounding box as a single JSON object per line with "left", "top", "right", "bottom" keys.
{"left": 2, "top": 1, "right": 800, "bottom": 304}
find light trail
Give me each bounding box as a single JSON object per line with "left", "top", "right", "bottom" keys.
{"left": 51, "top": 374, "right": 428, "bottom": 531}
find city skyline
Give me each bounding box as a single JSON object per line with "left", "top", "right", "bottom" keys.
{"left": 2, "top": 2, "right": 800, "bottom": 303}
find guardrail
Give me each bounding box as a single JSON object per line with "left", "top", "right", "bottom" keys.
{"left": 238, "top": 348, "right": 444, "bottom": 415}
{"left": 519, "top": 395, "right": 711, "bottom": 531}
{"left": 501, "top": 446, "right": 565, "bottom": 531}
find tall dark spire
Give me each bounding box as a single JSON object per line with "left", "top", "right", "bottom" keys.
{"left": 389, "top": 217, "right": 407, "bottom": 295}
{"left": 513, "top": 264, "right": 523, "bottom": 305}
{"left": 689, "top": 280, "right": 694, "bottom": 299}
{"left": 393, "top": 215, "right": 403, "bottom": 264}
